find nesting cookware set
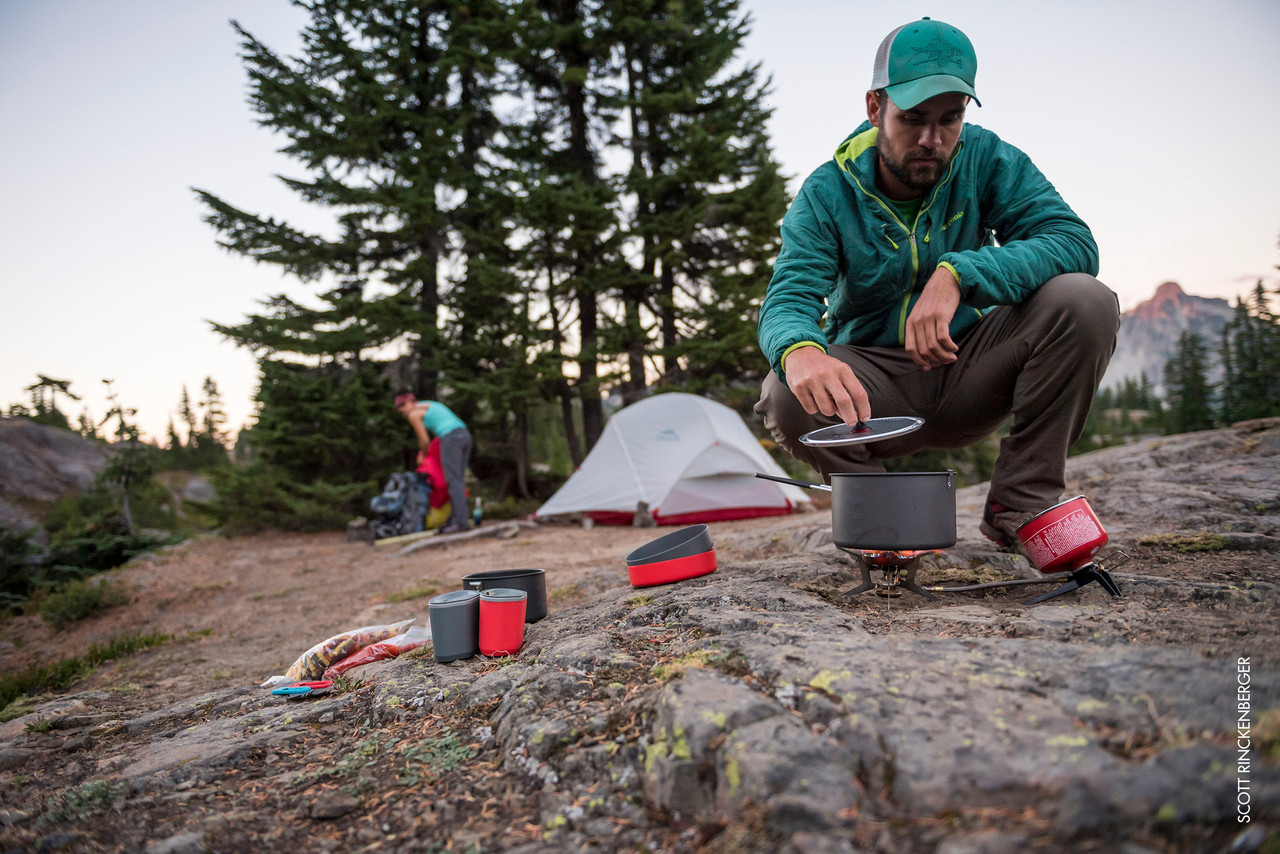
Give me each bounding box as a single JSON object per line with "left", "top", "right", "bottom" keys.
{"left": 421, "top": 413, "right": 1122, "bottom": 667}
{"left": 427, "top": 568, "right": 548, "bottom": 661}
{"left": 756, "top": 416, "right": 1125, "bottom": 602}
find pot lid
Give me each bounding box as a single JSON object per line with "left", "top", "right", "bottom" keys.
{"left": 800, "top": 416, "right": 924, "bottom": 446}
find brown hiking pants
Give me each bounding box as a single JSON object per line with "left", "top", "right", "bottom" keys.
{"left": 754, "top": 274, "right": 1120, "bottom": 514}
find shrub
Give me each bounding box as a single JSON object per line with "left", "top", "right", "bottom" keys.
{"left": 46, "top": 531, "right": 165, "bottom": 576}
{"left": 0, "top": 526, "right": 43, "bottom": 612}
{"left": 39, "top": 578, "right": 130, "bottom": 631}
{"left": 210, "top": 463, "right": 376, "bottom": 533}
{"left": 2, "top": 523, "right": 165, "bottom": 615}
{"left": 0, "top": 631, "right": 169, "bottom": 714}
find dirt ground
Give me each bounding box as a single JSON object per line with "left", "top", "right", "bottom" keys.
{"left": 2, "top": 501, "right": 1276, "bottom": 853}
{"left": 0, "top": 509, "right": 833, "bottom": 713}
{"left": 3, "top": 498, "right": 1277, "bottom": 715}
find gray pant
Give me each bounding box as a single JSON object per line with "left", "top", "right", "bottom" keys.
{"left": 439, "top": 427, "right": 473, "bottom": 528}
{"left": 754, "top": 274, "right": 1120, "bottom": 514}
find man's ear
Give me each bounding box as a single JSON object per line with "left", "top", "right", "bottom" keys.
{"left": 866, "top": 90, "right": 882, "bottom": 127}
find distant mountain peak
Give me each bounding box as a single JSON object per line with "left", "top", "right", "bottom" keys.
{"left": 1103, "top": 281, "right": 1235, "bottom": 392}
{"left": 1127, "top": 281, "right": 1228, "bottom": 323}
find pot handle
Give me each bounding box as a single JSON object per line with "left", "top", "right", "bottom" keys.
{"left": 753, "top": 472, "right": 832, "bottom": 493}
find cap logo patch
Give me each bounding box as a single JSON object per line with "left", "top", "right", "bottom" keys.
{"left": 909, "top": 38, "right": 965, "bottom": 72}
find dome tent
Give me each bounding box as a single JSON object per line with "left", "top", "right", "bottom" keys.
{"left": 535, "top": 393, "right": 810, "bottom": 526}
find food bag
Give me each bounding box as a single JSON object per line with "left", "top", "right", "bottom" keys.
{"left": 323, "top": 625, "right": 433, "bottom": 678}
{"left": 260, "top": 618, "right": 414, "bottom": 687}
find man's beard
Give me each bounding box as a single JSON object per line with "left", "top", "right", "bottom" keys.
{"left": 878, "top": 145, "right": 951, "bottom": 193}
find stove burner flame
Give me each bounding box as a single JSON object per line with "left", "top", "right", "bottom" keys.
{"left": 839, "top": 548, "right": 941, "bottom": 600}
{"left": 856, "top": 549, "right": 940, "bottom": 565}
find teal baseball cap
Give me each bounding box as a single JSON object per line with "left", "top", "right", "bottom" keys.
{"left": 870, "top": 17, "right": 980, "bottom": 110}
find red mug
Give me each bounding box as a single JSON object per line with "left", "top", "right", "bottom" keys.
{"left": 1016, "top": 495, "right": 1108, "bottom": 574}
{"left": 479, "top": 588, "right": 527, "bottom": 656}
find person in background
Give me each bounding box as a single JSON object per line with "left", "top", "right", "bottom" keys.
{"left": 754, "top": 17, "right": 1119, "bottom": 548}
{"left": 394, "top": 388, "right": 473, "bottom": 534}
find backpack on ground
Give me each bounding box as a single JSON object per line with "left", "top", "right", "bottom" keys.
{"left": 369, "top": 471, "right": 430, "bottom": 540}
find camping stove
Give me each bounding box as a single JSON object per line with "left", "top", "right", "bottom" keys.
{"left": 838, "top": 549, "right": 940, "bottom": 601}
{"left": 1024, "top": 556, "right": 1125, "bottom": 604}
{"left": 838, "top": 547, "right": 1130, "bottom": 604}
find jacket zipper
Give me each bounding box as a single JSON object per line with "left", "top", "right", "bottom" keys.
{"left": 897, "top": 233, "right": 919, "bottom": 342}
{"left": 897, "top": 145, "right": 961, "bottom": 342}
{"left": 847, "top": 140, "right": 963, "bottom": 344}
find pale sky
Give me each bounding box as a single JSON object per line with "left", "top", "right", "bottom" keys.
{"left": 3, "top": 1, "right": 1278, "bottom": 442}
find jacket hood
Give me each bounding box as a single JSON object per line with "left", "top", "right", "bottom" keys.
{"left": 832, "top": 122, "right": 879, "bottom": 186}
{"left": 832, "top": 121, "right": 974, "bottom": 199}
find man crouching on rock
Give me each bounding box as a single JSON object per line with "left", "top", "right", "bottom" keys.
{"left": 754, "top": 17, "right": 1119, "bottom": 547}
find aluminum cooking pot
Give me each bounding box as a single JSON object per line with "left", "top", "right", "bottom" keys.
{"left": 755, "top": 471, "right": 956, "bottom": 551}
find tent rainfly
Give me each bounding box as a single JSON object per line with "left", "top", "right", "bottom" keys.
{"left": 535, "top": 393, "right": 810, "bottom": 526}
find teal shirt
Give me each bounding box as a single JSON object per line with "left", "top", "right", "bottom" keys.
{"left": 758, "top": 121, "right": 1099, "bottom": 376}
{"left": 420, "top": 400, "right": 466, "bottom": 438}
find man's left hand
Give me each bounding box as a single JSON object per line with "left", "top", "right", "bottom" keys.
{"left": 905, "top": 266, "right": 962, "bottom": 370}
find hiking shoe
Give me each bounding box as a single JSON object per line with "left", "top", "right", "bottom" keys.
{"left": 979, "top": 496, "right": 1034, "bottom": 554}
{"left": 438, "top": 523, "right": 468, "bottom": 535}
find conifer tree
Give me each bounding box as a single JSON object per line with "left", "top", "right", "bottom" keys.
{"left": 166, "top": 419, "right": 183, "bottom": 454}
{"left": 196, "top": 1, "right": 515, "bottom": 479}
{"left": 1219, "top": 281, "right": 1280, "bottom": 423}
{"left": 179, "top": 385, "right": 197, "bottom": 444}
{"left": 250, "top": 360, "right": 403, "bottom": 484}
{"left": 1163, "top": 331, "right": 1215, "bottom": 434}
{"left": 506, "top": 0, "right": 624, "bottom": 455}
{"left": 608, "top": 0, "right": 788, "bottom": 397}
{"left": 199, "top": 378, "right": 229, "bottom": 448}
{"left": 23, "top": 375, "right": 79, "bottom": 430}
{"left": 98, "top": 380, "right": 156, "bottom": 536}
{"left": 185, "top": 377, "right": 231, "bottom": 469}
{"left": 426, "top": 1, "right": 537, "bottom": 494}
{"left": 77, "top": 409, "right": 100, "bottom": 441}
{"left": 197, "top": 0, "right": 790, "bottom": 496}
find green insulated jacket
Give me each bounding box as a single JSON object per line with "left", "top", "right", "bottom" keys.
{"left": 758, "top": 120, "right": 1099, "bottom": 376}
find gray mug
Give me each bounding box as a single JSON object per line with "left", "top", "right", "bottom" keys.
{"left": 428, "top": 589, "right": 480, "bottom": 662}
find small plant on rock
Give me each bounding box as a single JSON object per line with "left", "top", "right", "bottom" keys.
{"left": 37, "top": 780, "right": 122, "bottom": 827}
{"left": 331, "top": 674, "right": 366, "bottom": 694}
{"left": 23, "top": 715, "right": 52, "bottom": 734}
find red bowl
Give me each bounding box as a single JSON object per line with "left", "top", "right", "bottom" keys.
{"left": 1016, "top": 495, "right": 1108, "bottom": 574}
{"left": 627, "top": 549, "right": 717, "bottom": 587}
{"left": 626, "top": 525, "right": 713, "bottom": 565}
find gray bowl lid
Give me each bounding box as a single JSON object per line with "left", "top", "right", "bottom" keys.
{"left": 480, "top": 587, "right": 527, "bottom": 602}
{"left": 430, "top": 589, "right": 480, "bottom": 607}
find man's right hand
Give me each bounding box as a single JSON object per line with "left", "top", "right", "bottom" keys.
{"left": 783, "top": 346, "right": 871, "bottom": 426}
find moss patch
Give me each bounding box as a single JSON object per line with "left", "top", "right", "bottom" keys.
{"left": 1137, "top": 533, "right": 1231, "bottom": 553}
